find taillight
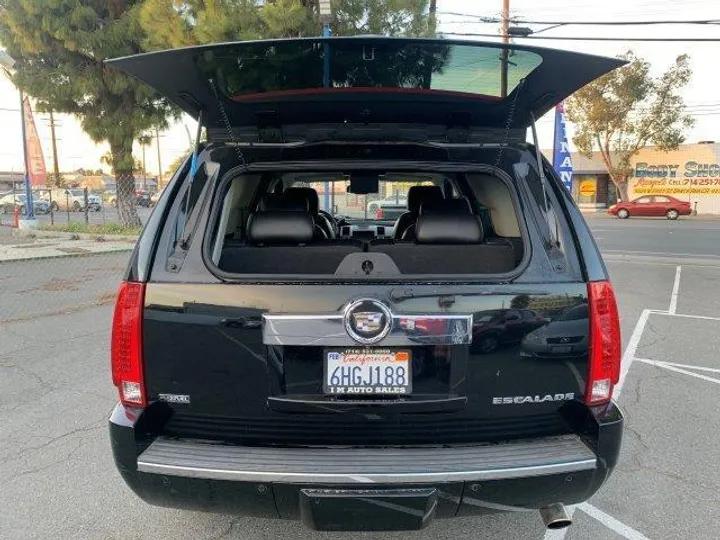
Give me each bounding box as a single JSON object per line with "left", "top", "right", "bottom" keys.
{"left": 586, "top": 281, "right": 621, "bottom": 405}
{"left": 111, "top": 281, "right": 146, "bottom": 407}
{"left": 376, "top": 208, "right": 383, "bottom": 219}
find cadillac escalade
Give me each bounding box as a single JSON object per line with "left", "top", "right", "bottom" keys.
{"left": 107, "top": 37, "right": 624, "bottom": 532}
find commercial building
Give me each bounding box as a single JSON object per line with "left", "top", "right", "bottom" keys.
{"left": 0, "top": 171, "right": 25, "bottom": 193}
{"left": 569, "top": 141, "right": 720, "bottom": 214}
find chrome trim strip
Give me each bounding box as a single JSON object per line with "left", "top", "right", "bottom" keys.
{"left": 263, "top": 314, "right": 342, "bottom": 321}
{"left": 263, "top": 312, "right": 473, "bottom": 346}
{"left": 137, "top": 435, "right": 597, "bottom": 484}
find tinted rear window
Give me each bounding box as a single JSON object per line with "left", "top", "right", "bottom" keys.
{"left": 199, "top": 41, "right": 543, "bottom": 100}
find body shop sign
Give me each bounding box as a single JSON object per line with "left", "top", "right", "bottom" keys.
{"left": 634, "top": 161, "right": 720, "bottom": 194}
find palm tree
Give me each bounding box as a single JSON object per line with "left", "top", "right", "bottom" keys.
{"left": 137, "top": 133, "right": 154, "bottom": 191}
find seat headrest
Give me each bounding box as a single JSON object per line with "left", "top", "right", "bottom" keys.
{"left": 248, "top": 211, "right": 314, "bottom": 244}
{"left": 420, "top": 196, "right": 472, "bottom": 215}
{"left": 407, "top": 185, "right": 443, "bottom": 213}
{"left": 259, "top": 193, "right": 308, "bottom": 212}
{"left": 284, "top": 187, "right": 319, "bottom": 214}
{"left": 416, "top": 214, "right": 484, "bottom": 244}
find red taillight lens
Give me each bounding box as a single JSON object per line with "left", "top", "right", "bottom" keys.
{"left": 586, "top": 281, "right": 621, "bottom": 405}
{"left": 111, "top": 281, "right": 146, "bottom": 407}
{"left": 376, "top": 208, "right": 383, "bottom": 219}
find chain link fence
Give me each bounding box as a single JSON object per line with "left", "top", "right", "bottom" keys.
{"left": 0, "top": 173, "right": 157, "bottom": 231}
{"left": 0, "top": 174, "right": 146, "bottom": 323}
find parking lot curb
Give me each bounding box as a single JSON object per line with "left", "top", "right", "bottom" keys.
{"left": 0, "top": 244, "right": 135, "bottom": 264}
{"left": 0, "top": 251, "right": 134, "bottom": 265}
{"left": 11, "top": 228, "right": 140, "bottom": 242}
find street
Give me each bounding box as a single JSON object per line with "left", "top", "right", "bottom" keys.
{"left": 1, "top": 216, "right": 720, "bottom": 539}
{"left": 586, "top": 216, "right": 720, "bottom": 260}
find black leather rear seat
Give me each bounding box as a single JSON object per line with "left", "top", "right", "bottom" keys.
{"left": 219, "top": 205, "right": 364, "bottom": 274}
{"left": 219, "top": 194, "right": 516, "bottom": 275}
{"left": 371, "top": 197, "right": 516, "bottom": 274}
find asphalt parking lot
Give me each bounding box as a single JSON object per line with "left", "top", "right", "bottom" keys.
{"left": 1, "top": 216, "right": 720, "bottom": 539}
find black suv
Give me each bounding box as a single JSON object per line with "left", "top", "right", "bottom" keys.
{"left": 108, "top": 37, "right": 624, "bottom": 532}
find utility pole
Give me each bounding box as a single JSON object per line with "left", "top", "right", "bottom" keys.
{"left": 48, "top": 110, "right": 61, "bottom": 186}
{"left": 319, "top": 0, "right": 332, "bottom": 211}
{"left": 500, "top": 0, "right": 510, "bottom": 98}
{"left": 141, "top": 142, "right": 147, "bottom": 191}
{"left": 429, "top": 0, "right": 438, "bottom": 34}
{"left": 155, "top": 128, "right": 162, "bottom": 189}
{"left": 47, "top": 110, "right": 61, "bottom": 225}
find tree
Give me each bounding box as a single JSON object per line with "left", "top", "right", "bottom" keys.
{"left": 510, "top": 294, "right": 530, "bottom": 310}
{"left": 167, "top": 153, "right": 190, "bottom": 178}
{"left": 2, "top": 0, "right": 436, "bottom": 226}
{"left": 139, "top": 0, "right": 436, "bottom": 50}
{"left": 331, "top": 0, "right": 435, "bottom": 36}
{"left": 137, "top": 132, "right": 153, "bottom": 187}
{"left": 0, "top": 1, "right": 175, "bottom": 226}
{"left": 566, "top": 52, "right": 694, "bottom": 201}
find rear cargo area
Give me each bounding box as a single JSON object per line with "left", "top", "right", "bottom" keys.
{"left": 207, "top": 170, "right": 525, "bottom": 277}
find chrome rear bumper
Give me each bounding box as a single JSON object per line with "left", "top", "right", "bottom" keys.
{"left": 137, "top": 434, "right": 596, "bottom": 484}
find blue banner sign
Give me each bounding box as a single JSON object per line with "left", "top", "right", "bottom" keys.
{"left": 552, "top": 102, "right": 573, "bottom": 192}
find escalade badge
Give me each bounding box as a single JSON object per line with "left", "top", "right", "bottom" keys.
{"left": 344, "top": 299, "right": 392, "bottom": 344}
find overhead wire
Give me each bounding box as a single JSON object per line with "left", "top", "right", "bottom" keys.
{"left": 440, "top": 32, "right": 720, "bottom": 42}
{"left": 438, "top": 13, "right": 720, "bottom": 25}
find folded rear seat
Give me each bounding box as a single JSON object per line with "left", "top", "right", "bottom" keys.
{"left": 370, "top": 212, "right": 516, "bottom": 275}
{"left": 219, "top": 210, "right": 364, "bottom": 274}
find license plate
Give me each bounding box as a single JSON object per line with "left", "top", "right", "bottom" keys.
{"left": 324, "top": 349, "right": 412, "bottom": 395}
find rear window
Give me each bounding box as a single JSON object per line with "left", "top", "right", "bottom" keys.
{"left": 200, "top": 41, "right": 543, "bottom": 100}
{"left": 205, "top": 169, "right": 525, "bottom": 279}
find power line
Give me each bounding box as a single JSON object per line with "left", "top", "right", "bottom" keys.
{"left": 441, "top": 31, "right": 720, "bottom": 42}
{"left": 439, "top": 12, "right": 720, "bottom": 26}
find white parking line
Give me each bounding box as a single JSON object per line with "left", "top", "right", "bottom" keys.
{"left": 577, "top": 503, "right": 652, "bottom": 540}
{"left": 615, "top": 309, "right": 652, "bottom": 398}
{"left": 543, "top": 308, "right": 652, "bottom": 540}
{"left": 668, "top": 266, "right": 681, "bottom": 314}
{"left": 634, "top": 358, "right": 720, "bottom": 386}
{"left": 650, "top": 311, "right": 720, "bottom": 322}
{"left": 640, "top": 360, "right": 720, "bottom": 374}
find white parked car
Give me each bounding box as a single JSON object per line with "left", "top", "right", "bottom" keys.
{"left": 48, "top": 188, "right": 102, "bottom": 212}
{"left": 366, "top": 194, "right": 408, "bottom": 214}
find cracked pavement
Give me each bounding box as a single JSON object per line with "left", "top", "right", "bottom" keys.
{"left": 2, "top": 236, "right": 720, "bottom": 538}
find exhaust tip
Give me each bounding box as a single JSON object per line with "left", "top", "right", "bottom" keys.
{"left": 540, "top": 503, "right": 572, "bottom": 530}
